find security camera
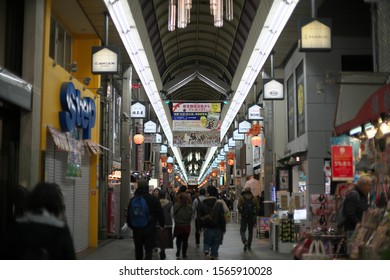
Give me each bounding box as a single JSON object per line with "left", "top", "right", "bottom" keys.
{"left": 122, "top": 112, "right": 130, "bottom": 120}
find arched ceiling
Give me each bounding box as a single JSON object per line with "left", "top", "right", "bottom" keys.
{"left": 71, "top": 0, "right": 335, "bottom": 178}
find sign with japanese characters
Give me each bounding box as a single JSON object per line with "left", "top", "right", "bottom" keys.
{"left": 331, "top": 145, "right": 354, "bottom": 181}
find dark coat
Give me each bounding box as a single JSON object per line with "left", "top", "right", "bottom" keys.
{"left": 343, "top": 187, "right": 368, "bottom": 232}
{"left": 0, "top": 213, "right": 76, "bottom": 260}
{"left": 198, "top": 197, "right": 226, "bottom": 232}
{"left": 127, "top": 193, "right": 165, "bottom": 230}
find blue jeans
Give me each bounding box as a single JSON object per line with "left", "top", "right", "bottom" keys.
{"left": 203, "top": 228, "right": 223, "bottom": 258}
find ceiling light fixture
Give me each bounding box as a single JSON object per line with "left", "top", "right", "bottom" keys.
{"left": 168, "top": 0, "right": 234, "bottom": 32}
{"left": 104, "top": 0, "right": 187, "bottom": 179}
{"left": 220, "top": 0, "right": 299, "bottom": 140}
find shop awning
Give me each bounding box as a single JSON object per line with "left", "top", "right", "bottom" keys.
{"left": 47, "top": 125, "right": 108, "bottom": 155}
{"left": 0, "top": 67, "right": 32, "bottom": 110}
{"left": 333, "top": 73, "right": 390, "bottom": 135}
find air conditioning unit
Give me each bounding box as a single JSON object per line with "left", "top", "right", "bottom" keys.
{"left": 235, "top": 169, "right": 242, "bottom": 177}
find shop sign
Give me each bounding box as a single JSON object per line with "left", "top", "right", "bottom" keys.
{"left": 59, "top": 82, "right": 96, "bottom": 139}
{"left": 233, "top": 129, "right": 245, "bottom": 141}
{"left": 263, "top": 79, "right": 284, "bottom": 100}
{"left": 144, "top": 120, "right": 157, "bottom": 134}
{"left": 91, "top": 46, "right": 119, "bottom": 74}
{"left": 238, "top": 120, "right": 251, "bottom": 134}
{"left": 131, "top": 101, "right": 146, "bottom": 118}
{"left": 299, "top": 18, "right": 332, "bottom": 52}
{"left": 160, "top": 144, "right": 168, "bottom": 154}
{"left": 155, "top": 133, "right": 162, "bottom": 144}
{"left": 331, "top": 145, "right": 354, "bottom": 181}
{"left": 247, "top": 104, "right": 263, "bottom": 120}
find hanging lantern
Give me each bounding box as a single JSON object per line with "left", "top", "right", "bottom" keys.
{"left": 219, "top": 161, "right": 225, "bottom": 172}
{"left": 133, "top": 133, "right": 145, "bottom": 145}
{"left": 167, "top": 168, "right": 173, "bottom": 173}
{"left": 212, "top": 168, "right": 217, "bottom": 177}
{"left": 161, "top": 161, "right": 167, "bottom": 168}
{"left": 228, "top": 158, "right": 234, "bottom": 166}
{"left": 251, "top": 135, "right": 261, "bottom": 147}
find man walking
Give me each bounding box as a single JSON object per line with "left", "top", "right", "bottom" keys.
{"left": 127, "top": 178, "right": 165, "bottom": 260}
{"left": 238, "top": 186, "right": 260, "bottom": 251}
{"left": 192, "top": 188, "right": 206, "bottom": 247}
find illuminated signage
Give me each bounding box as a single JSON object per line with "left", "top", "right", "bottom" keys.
{"left": 299, "top": 19, "right": 332, "bottom": 52}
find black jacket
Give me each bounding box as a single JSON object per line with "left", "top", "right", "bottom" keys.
{"left": 0, "top": 213, "right": 76, "bottom": 260}
{"left": 127, "top": 193, "right": 165, "bottom": 230}
{"left": 343, "top": 187, "right": 368, "bottom": 232}
{"left": 198, "top": 197, "right": 226, "bottom": 232}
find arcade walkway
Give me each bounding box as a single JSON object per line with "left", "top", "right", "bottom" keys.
{"left": 78, "top": 221, "right": 293, "bottom": 260}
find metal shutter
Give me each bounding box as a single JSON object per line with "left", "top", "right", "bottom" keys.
{"left": 45, "top": 133, "right": 90, "bottom": 253}
{"left": 73, "top": 154, "right": 90, "bottom": 252}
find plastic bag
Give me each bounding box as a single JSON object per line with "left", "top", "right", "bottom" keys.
{"left": 302, "top": 240, "right": 329, "bottom": 260}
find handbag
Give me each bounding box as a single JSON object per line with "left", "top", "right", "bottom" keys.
{"left": 302, "top": 240, "right": 329, "bottom": 260}
{"left": 156, "top": 227, "right": 173, "bottom": 249}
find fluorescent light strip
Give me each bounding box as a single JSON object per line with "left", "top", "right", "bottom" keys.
{"left": 220, "top": 0, "right": 299, "bottom": 139}
{"left": 104, "top": 0, "right": 180, "bottom": 176}
{"left": 198, "top": 146, "right": 218, "bottom": 182}
{"left": 171, "top": 146, "right": 187, "bottom": 181}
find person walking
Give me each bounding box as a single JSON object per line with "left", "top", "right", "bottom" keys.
{"left": 343, "top": 175, "right": 371, "bottom": 234}
{"left": 157, "top": 190, "right": 173, "bottom": 260}
{"left": 238, "top": 186, "right": 260, "bottom": 252}
{"left": 127, "top": 178, "right": 165, "bottom": 260}
{"left": 173, "top": 185, "right": 193, "bottom": 259}
{"left": 198, "top": 186, "right": 226, "bottom": 260}
{"left": 1, "top": 182, "right": 76, "bottom": 259}
{"left": 192, "top": 188, "right": 206, "bottom": 247}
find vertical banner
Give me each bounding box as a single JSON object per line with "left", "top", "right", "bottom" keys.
{"left": 331, "top": 145, "right": 354, "bottom": 181}
{"left": 287, "top": 74, "right": 295, "bottom": 142}
{"left": 295, "top": 61, "right": 305, "bottom": 137}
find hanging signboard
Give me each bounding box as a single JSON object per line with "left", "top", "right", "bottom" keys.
{"left": 331, "top": 145, "right": 354, "bottom": 181}
{"left": 299, "top": 18, "right": 332, "bottom": 52}
{"left": 155, "top": 133, "right": 162, "bottom": 144}
{"left": 233, "top": 129, "right": 245, "bottom": 141}
{"left": 228, "top": 137, "right": 236, "bottom": 148}
{"left": 238, "top": 120, "right": 251, "bottom": 134}
{"left": 247, "top": 104, "right": 263, "bottom": 120}
{"left": 91, "top": 46, "right": 120, "bottom": 74}
{"left": 144, "top": 120, "right": 157, "bottom": 134}
{"left": 131, "top": 102, "right": 147, "bottom": 119}
{"left": 263, "top": 79, "right": 284, "bottom": 100}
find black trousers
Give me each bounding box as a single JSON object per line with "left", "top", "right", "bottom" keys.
{"left": 132, "top": 227, "right": 157, "bottom": 260}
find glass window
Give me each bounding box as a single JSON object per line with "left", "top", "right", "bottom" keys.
{"left": 49, "top": 17, "right": 56, "bottom": 60}
{"left": 49, "top": 16, "right": 72, "bottom": 71}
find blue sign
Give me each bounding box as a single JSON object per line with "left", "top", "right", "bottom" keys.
{"left": 59, "top": 82, "right": 96, "bottom": 139}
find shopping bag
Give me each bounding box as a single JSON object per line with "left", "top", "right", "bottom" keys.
{"left": 156, "top": 227, "right": 173, "bottom": 249}
{"left": 120, "top": 223, "right": 132, "bottom": 239}
{"left": 293, "top": 238, "right": 312, "bottom": 260}
{"left": 302, "top": 240, "right": 329, "bottom": 260}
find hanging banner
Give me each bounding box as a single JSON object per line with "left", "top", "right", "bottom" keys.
{"left": 172, "top": 102, "right": 221, "bottom": 147}
{"left": 331, "top": 145, "right": 354, "bottom": 181}
{"left": 299, "top": 18, "right": 332, "bottom": 52}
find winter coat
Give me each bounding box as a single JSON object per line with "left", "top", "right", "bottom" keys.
{"left": 160, "top": 198, "right": 173, "bottom": 227}
{"left": 127, "top": 193, "right": 165, "bottom": 230}
{"left": 343, "top": 186, "right": 368, "bottom": 232}
{"left": 198, "top": 196, "right": 226, "bottom": 232}
{"left": 1, "top": 211, "right": 76, "bottom": 260}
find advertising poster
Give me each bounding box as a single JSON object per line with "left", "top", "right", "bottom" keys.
{"left": 331, "top": 145, "right": 354, "bottom": 181}
{"left": 172, "top": 102, "right": 221, "bottom": 147}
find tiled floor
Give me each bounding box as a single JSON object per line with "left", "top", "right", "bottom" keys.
{"left": 79, "top": 221, "right": 293, "bottom": 260}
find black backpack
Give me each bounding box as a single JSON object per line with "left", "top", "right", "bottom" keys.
{"left": 241, "top": 196, "right": 256, "bottom": 218}
{"left": 200, "top": 200, "right": 220, "bottom": 228}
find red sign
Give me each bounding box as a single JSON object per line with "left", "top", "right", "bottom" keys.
{"left": 132, "top": 83, "right": 140, "bottom": 89}
{"left": 331, "top": 145, "right": 354, "bottom": 181}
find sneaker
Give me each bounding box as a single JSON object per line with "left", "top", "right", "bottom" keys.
{"left": 159, "top": 251, "right": 166, "bottom": 260}
{"left": 176, "top": 251, "right": 180, "bottom": 258}
{"left": 247, "top": 244, "right": 251, "bottom": 251}
{"left": 243, "top": 243, "right": 248, "bottom": 252}
{"left": 210, "top": 256, "right": 218, "bottom": 260}
{"left": 196, "top": 243, "right": 200, "bottom": 248}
